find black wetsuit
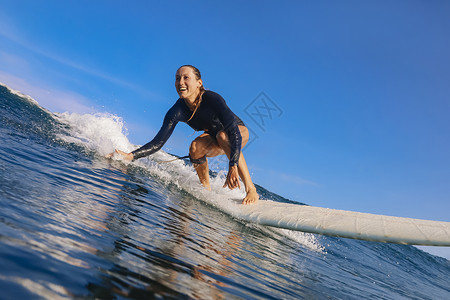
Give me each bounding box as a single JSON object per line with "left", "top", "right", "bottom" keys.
{"left": 132, "top": 90, "right": 245, "bottom": 166}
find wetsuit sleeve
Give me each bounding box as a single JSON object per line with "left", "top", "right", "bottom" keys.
{"left": 131, "top": 103, "right": 182, "bottom": 160}
{"left": 210, "top": 93, "right": 242, "bottom": 167}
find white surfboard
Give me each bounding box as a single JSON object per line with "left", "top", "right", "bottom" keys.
{"left": 105, "top": 150, "right": 450, "bottom": 247}
{"left": 237, "top": 200, "right": 450, "bottom": 246}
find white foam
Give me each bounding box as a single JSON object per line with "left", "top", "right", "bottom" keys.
{"left": 277, "top": 228, "right": 326, "bottom": 253}
{"left": 54, "top": 111, "right": 324, "bottom": 252}
{"left": 55, "top": 112, "right": 133, "bottom": 156}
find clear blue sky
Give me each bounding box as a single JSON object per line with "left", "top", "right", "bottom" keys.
{"left": 1, "top": 1, "right": 449, "bottom": 226}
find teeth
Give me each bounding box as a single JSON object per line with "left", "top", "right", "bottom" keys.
{"left": 179, "top": 87, "right": 187, "bottom": 91}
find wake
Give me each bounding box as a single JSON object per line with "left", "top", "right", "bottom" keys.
{"left": 54, "top": 111, "right": 325, "bottom": 253}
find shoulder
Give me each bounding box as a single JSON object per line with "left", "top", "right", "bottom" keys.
{"left": 203, "top": 90, "right": 223, "bottom": 99}
{"left": 203, "top": 90, "right": 226, "bottom": 103}
{"left": 167, "top": 99, "right": 182, "bottom": 113}
{"left": 165, "top": 99, "right": 187, "bottom": 119}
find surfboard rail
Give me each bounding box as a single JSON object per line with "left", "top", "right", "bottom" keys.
{"left": 239, "top": 201, "right": 450, "bottom": 246}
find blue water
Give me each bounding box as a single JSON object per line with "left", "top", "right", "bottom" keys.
{"left": 1, "top": 83, "right": 449, "bottom": 299}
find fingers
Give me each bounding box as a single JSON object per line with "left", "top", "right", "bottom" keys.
{"left": 223, "top": 170, "right": 241, "bottom": 190}
{"left": 231, "top": 175, "right": 240, "bottom": 189}
{"left": 115, "top": 149, "right": 126, "bottom": 155}
{"left": 223, "top": 178, "right": 238, "bottom": 189}
{"left": 223, "top": 180, "right": 230, "bottom": 189}
{"left": 231, "top": 180, "right": 239, "bottom": 189}
{"left": 106, "top": 149, "right": 133, "bottom": 161}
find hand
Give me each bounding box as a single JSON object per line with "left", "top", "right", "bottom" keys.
{"left": 223, "top": 165, "right": 241, "bottom": 190}
{"left": 105, "top": 149, "right": 134, "bottom": 161}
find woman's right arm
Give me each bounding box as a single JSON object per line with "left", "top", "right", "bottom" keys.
{"left": 131, "top": 104, "right": 182, "bottom": 160}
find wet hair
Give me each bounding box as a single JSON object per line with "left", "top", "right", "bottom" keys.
{"left": 177, "top": 65, "right": 206, "bottom": 98}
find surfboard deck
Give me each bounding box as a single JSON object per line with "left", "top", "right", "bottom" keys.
{"left": 236, "top": 200, "right": 450, "bottom": 246}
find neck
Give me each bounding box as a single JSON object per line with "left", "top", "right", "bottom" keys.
{"left": 184, "top": 90, "right": 202, "bottom": 110}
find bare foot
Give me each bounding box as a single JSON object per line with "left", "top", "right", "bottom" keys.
{"left": 243, "top": 188, "right": 259, "bottom": 205}
{"left": 200, "top": 181, "right": 212, "bottom": 191}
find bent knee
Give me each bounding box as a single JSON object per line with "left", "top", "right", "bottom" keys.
{"left": 189, "top": 139, "right": 207, "bottom": 159}
{"left": 215, "top": 131, "right": 228, "bottom": 143}
{"left": 189, "top": 140, "right": 199, "bottom": 157}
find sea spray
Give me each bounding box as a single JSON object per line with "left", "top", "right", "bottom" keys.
{"left": 2, "top": 84, "right": 449, "bottom": 299}
{"left": 54, "top": 110, "right": 325, "bottom": 252}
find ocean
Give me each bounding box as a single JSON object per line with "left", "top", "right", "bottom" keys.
{"left": 0, "top": 83, "right": 449, "bottom": 299}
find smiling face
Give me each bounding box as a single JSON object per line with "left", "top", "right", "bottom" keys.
{"left": 175, "top": 66, "right": 203, "bottom": 103}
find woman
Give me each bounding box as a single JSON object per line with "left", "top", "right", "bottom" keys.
{"left": 111, "top": 65, "right": 259, "bottom": 204}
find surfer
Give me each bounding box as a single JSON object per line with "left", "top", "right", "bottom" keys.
{"left": 109, "top": 65, "right": 259, "bottom": 204}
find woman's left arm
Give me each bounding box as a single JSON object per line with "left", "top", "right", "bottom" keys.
{"left": 211, "top": 93, "right": 242, "bottom": 167}
{"left": 210, "top": 93, "right": 243, "bottom": 190}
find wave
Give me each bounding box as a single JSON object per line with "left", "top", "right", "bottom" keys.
{"left": 55, "top": 106, "right": 324, "bottom": 253}
{"left": 2, "top": 83, "right": 450, "bottom": 299}
{"left": 0, "top": 83, "right": 322, "bottom": 252}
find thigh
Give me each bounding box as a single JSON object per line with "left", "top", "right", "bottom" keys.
{"left": 191, "top": 133, "right": 225, "bottom": 158}
{"left": 238, "top": 125, "right": 249, "bottom": 148}
{"left": 215, "top": 125, "right": 250, "bottom": 151}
